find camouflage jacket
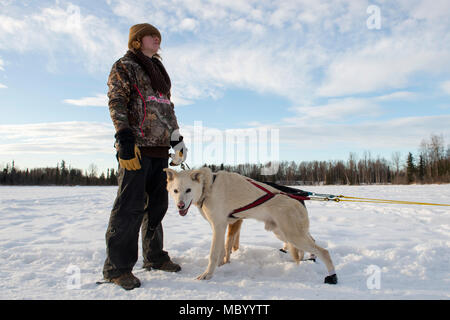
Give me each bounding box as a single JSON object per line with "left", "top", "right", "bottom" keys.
{"left": 107, "top": 54, "right": 179, "bottom": 148}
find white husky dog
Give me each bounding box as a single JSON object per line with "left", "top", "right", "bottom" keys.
{"left": 164, "top": 167, "right": 337, "bottom": 284}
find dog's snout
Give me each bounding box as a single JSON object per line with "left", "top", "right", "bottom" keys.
{"left": 177, "top": 202, "right": 185, "bottom": 209}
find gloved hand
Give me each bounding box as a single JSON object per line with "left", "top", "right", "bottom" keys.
{"left": 115, "top": 128, "right": 141, "bottom": 171}
{"left": 170, "top": 136, "right": 187, "bottom": 166}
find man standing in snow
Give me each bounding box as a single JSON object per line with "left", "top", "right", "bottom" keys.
{"left": 102, "top": 23, "right": 187, "bottom": 290}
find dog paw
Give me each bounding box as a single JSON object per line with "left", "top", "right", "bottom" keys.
{"left": 196, "top": 272, "right": 213, "bottom": 280}
{"left": 324, "top": 274, "right": 338, "bottom": 285}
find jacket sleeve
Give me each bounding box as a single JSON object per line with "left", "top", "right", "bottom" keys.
{"left": 169, "top": 101, "right": 180, "bottom": 132}
{"left": 108, "top": 61, "right": 132, "bottom": 132}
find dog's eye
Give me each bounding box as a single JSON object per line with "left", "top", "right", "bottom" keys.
{"left": 186, "top": 188, "right": 191, "bottom": 193}
{"left": 174, "top": 189, "right": 178, "bottom": 193}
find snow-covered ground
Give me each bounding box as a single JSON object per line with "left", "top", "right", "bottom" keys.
{"left": 0, "top": 184, "right": 449, "bottom": 300}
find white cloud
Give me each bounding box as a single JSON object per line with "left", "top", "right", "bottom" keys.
{"left": 102, "top": 0, "right": 450, "bottom": 106}
{"left": 317, "top": 36, "right": 450, "bottom": 97}
{"left": 0, "top": 121, "right": 119, "bottom": 173}
{"left": 0, "top": 3, "right": 126, "bottom": 72}
{"left": 286, "top": 91, "right": 419, "bottom": 124}
{"left": 63, "top": 94, "right": 108, "bottom": 107}
{"left": 279, "top": 115, "right": 450, "bottom": 151}
{"left": 230, "top": 18, "right": 265, "bottom": 35}
{"left": 374, "top": 91, "right": 418, "bottom": 101}
{"left": 179, "top": 18, "right": 198, "bottom": 31}
{"left": 409, "top": 0, "right": 450, "bottom": 20}
{"left": 1, "top": 0, "right": 449, "bottom": 128}
{"left": 62, "top": 92, "right": 199, "bottom": 109}
{"left": 268, "top": 3, "right": 297, "bottom": 28}
{"left": 287, "top": 98, "right": 381, "bottom": 123}
{"left": 1, "top": 114, "right": 448, "bottom": 170}
{"left": 0, "top": 14, "right": 26, "bottom": 35}
{"left": 171, "top": 95, "right": 194, "bottom": 107}
{"left": 0, "top": 122, "right": 114, "bottom": 155}
{"left": 315, "top": 0, "right": 450, "bottom": 98}
{"left": 0, "top": 57, "right": 5, "bottom": 88}
{"left": 165, "top": 42, "right": 316, "bottom": 103}
{"left": 440, "top": 81, "right": 450, "bottom": 95}
{"left": 101, "top": 1, "right": 345, "bottom": 103}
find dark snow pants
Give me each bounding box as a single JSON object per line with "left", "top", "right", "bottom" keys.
{"left": 103, "top": 156, "right": 170, "bottom": 280}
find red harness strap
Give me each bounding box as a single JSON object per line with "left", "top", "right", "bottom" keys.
{"left": 228, "top": 180, "right": 310, "bottom": 218}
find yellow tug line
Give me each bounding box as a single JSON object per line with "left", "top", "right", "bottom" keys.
{"left": 333, "top": 195, "right": 450, "bottom": 207}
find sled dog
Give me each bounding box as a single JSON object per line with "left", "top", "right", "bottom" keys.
{"left": 164, "top": 167, "right": 337, "bottom": 284}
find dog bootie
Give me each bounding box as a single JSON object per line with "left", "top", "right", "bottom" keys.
{"left": 324, "top": 274, "right": 338, "bottom": 285}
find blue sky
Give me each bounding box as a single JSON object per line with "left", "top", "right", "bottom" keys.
{"left": 1, "top": 0, "right": 449, "bottom": 175}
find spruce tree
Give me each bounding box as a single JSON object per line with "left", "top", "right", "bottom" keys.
{"left": 406, "top": 152, "right": 416, "bottom": 184}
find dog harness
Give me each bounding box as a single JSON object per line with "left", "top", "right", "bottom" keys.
{"left": 199, "top": 174, "right": 218, "bottom": 209}
{"left": 228, "top": 179, "right": 311, "bottom": 219}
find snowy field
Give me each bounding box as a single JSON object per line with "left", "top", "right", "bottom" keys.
{"left": 0, "top": 184, "right": 449, "bottom": 300}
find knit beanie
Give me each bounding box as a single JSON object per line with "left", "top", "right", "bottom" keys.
{"left": 128, "top": 23, "right": 162, "bottom": 50}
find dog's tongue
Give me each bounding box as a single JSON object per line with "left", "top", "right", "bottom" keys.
{"left": 178, "top": 201, "right": 191, "bottom": 216}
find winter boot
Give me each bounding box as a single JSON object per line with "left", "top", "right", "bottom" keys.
{"left": 109, "top": 272, "right": 141, "bottom": 290}
{"left": 144, "top": 260, "right": 181, "bottom": 272}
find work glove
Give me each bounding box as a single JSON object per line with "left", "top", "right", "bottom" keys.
{"left": 115, "top": 128, "right": 141, "bottom": 171}
{"left": 170, "top": 135, "right": 187, "bottom": 166}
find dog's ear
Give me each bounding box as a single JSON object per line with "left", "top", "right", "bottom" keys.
{"left": 190, "top": 170, "right": 203, "bottom": 183}
{"left": 163, "top": 168, "right": 177, "bottom": 181}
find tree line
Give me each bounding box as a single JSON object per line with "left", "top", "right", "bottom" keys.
{"left": 0, "top": 160, "right": 118, "bottom": 186}
{"left": 206, "top": 134, "right": 450, "bottom": 185}
{"left": 1, "top": 134, "right": 449, "bottom": 186}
